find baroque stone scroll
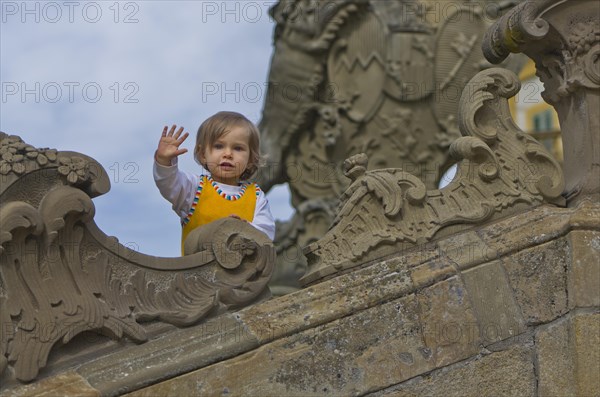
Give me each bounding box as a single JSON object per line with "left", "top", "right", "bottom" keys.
{"left": 0, "top": 133, "right": 275, "bottom": 383}
{"left": 482, "top": 0, "right": 600, "bottom": 206}
{"left": 302, "top": 67, "right": 565, "bottom": 284}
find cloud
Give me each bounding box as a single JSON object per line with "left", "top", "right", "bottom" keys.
{"left": 1, "top": 0, "right": 292, "bottom": 257}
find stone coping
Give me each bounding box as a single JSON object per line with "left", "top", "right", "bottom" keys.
{"left": 3, "top": 200, "right": 598, "bottom": 397}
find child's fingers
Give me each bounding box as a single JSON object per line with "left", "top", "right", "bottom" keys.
{"left": 174, "top": 126, "right": 184, "bottom": 140}
{"left": 175, "top": 148, "right": 188, "bottom": 156}
{"left": 162, "top": 126, "right": 168, "bottom": 136}
{"left": 177, "top": 132, "right": 189, "bottom": 144}
{"left": 168, "top": 124, "right": 177, "bottom": 136}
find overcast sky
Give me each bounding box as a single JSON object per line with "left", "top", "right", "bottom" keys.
{"left": 1, "top": 0, "right": 294, "bottom": 257}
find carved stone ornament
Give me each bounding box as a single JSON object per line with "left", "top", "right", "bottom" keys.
{"left": 482, "top": 0, "right": 600, "bottom": 205}
{"left": 302, "top": 68, "right": 566, "bottom": 285}
{"left": 258, "top": 0, "right": 526, "bottom": 294}
{"left": 0, "top": 132, "right": 275, "bottom": 383}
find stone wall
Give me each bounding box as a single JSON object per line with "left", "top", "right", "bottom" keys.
{"left": 119, "top": 201, "right": 598, "bottom": 397}
{"left": 7, "top": 200, "right": 595, "bottom": 396}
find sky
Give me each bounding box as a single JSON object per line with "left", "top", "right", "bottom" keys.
{"left": 1, "top": 0, "right": 294, "bottom": 257}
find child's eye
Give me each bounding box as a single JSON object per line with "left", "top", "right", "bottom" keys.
{"left": 214, "top": 143, "right": 224, "bottom": 149}
{"left": 235, "top": 146, "right": 245, "bottom": 151}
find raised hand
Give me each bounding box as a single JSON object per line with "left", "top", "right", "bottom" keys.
{"left": 156, "top": 125, "right": 189, "bottom": 166}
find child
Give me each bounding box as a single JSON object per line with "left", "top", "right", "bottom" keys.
{"left": 154, "top": 111, "right": 275, "bottom": 253}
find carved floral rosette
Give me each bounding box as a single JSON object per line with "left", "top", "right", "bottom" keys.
{"left": 0, "top": 133, "right": 275, "bottom": 383}
{"left": 301, "top": 68, "right": 565, "bottom": 285}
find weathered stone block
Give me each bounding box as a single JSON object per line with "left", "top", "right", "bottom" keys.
{"left": 536, "top": 317, "right": 577, "bottom": 396}
{"left": 462, "top": 260, "right": 525, "bottom": 344}
{"left": 503, "top": 237, "right": 570, "bottom": 324}
{"left": 573, "top": 313, "right": 600, "bottom": 397}
{"left": 240, "top": 257, "right": 415, "bottom": 344}
{"left": 369, "top": 343, "right": 535, "bottom": 397}
{"left": 437, "top": 230, "right": 498, "bottom": 271}
{"left": 536, "top": 312, "right": 600, "bottom": 397}
{"left": 568, "top": 230, "right": 600, "bottom": 308}
{"left": 478, "top": 205, "right": 568, "bottom": 257}
{"left": 78, "top": 314, "right": 259, "bottom": 396}
{"left": 0, "top": 371, "right": 99, "bottom": 397}
{"left": 409, "top": 259, "right": 454, "bottom": 289}
{"left": 415, "top": 277, "right": 481, "bottom": 368}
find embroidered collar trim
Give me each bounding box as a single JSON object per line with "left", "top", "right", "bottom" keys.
{"left": 207, "top": 175, "right": 248, "bottom": 201}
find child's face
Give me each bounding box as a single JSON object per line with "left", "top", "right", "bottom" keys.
{"left": 199, "top": 126, "right": 251, "bottom": 185}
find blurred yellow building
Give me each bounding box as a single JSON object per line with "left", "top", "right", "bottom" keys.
{"left": 510, "top": 59, "right": 563, "bottom": 162}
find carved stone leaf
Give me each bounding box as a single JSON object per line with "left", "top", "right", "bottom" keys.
{"left": 0, "top": 202, "right": 43, "bottom": 253}
{"left": 363, "top": 172, "right": 404, "bottom": 217}
{"left": 128, "top": 270, "right": 219, "bottom": 327}
{"left": 302, "top": 68, "right": 566, "bottom": 285}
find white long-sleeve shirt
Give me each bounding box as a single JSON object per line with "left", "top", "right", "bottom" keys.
{"left": 153, "top": 159, "right": 275, "bottom": 240}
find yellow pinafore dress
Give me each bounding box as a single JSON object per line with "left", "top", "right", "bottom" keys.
{"left": 181, "top": 175, "right": 257, "bottom": 254}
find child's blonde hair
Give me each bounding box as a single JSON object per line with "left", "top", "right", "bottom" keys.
{"left": 194, "top": 111, "right": 262, "bottom": 180}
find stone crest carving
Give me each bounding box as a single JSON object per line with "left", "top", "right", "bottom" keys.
{"left": 259, "top": 0, "right": 524, "bottom": 293}
{"left": 302, "top": 67, "right": 565, "bottom": 284}
{"left": 0, "top": 133, "right": 275, "bottom": 382}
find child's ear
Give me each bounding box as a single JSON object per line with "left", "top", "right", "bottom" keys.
{"left": 196, "top": 145, "right": 205, "bottom": 162}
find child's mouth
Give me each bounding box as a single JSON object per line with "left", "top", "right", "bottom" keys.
{"left": 219, "top": 162, "right": 234, "bottom": 169}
